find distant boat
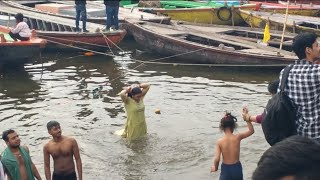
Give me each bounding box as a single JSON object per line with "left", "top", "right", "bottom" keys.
{"left": 0, "top": 5, "right": 127, "bottom": 51}
{"left": 127, "top": 20, "right": 297, "bottom": 66}
{"left": 240, "top": 9, "right": 320, "bottom": 36}
{"left": 2, "top": 0, "right": 171, "bottom": 25}
{"left": 249, "top": 1, "right": 320, "bottom": 16}
{"left": 278, "top": 0, "right": 320, "bottom": 9}
{"left": 150, "top": 4, "right": 261, "bottom": 25}
{"left": 0, "top": 25, "right": 47, "bottom": 64}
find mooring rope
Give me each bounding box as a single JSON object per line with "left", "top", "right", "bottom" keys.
{"left": 37, "top": 34, "right": 117, "bottom": 49}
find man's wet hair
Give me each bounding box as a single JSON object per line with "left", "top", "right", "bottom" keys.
{"left": 252, "top": 135, "right": 320, "bottom": 180}
{"left": 2, "top": 129, "right": 15, "bottom": 142}
{"left": 292, "top": 32, "right": 318, "bottom": 60}
{"left": 219, "top": 112, "right": 238, "bottom": 132}
{"left": 14, "top": 13, "right": 24, "bottom": 22}
{"left": 268, "top": 79, "right": 280, "bottom": 95}
{"left": 47, "top": 121, "right": 60, "bottom": 130}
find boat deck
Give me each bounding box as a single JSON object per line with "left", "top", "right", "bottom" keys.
{"left": 0, "top": 2, "right": 105, "bottom": 32}
{"left": 131, "top": 20, "right": 297, "bottom": 60}
{"left": 243, "top": 10, "right": 320, "bottom": 26}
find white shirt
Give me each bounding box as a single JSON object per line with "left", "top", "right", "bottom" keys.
{"left": 11, "top": 21, "right": 31, "bottom": 38}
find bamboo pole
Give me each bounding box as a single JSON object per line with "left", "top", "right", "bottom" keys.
{"left": 7, "top": 14, "right": 11, "bottom": 28}
{"left": 280, "top": 0, "right": 290, "bottom": 50}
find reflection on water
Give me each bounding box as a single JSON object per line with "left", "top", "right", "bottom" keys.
{"left": 0, "top": 41, "right": 282, "bottom": 179}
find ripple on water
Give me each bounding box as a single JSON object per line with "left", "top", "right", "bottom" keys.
{"left": 0, "top": 51, "right": 280, "bottom": 179}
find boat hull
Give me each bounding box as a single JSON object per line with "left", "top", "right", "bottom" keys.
{"left": 260, "top": 8, "right": 320, "bottom": 16}
{"left": 128, "top": 22, "right": 295, "bottom": 65}
{"left": 153, "top": 4, "right": 259, "bottom": 25}
{"left": 37, "top": 30, "right": 127, "bottom": 50}
{"left": 0, "top": 43, "right": 41, "bottom": 64}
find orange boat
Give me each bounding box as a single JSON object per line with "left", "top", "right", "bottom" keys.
{"left": 36, "top": 30, "right": 127, "bottom": 51}
{"left": 0, "top": 25, "right": 46, "bottom": 65}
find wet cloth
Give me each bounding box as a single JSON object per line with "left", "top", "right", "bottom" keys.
{"left": 53, "top": 171, "right": 77, "bottom": 180}
{"left": 220, "top": 161, "right": 243, "bottom": 180}
{"left": 1, "top": 147, "right": 35, "bottom": 180}
{"left": 122, "top": 97, "right": 147, "bottom": 141}
{"left": 0, "top": 160, "right": 5, "bottom": 180}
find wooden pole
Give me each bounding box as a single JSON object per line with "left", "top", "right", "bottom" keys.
{"left": 231, "top": 5, "right": 234, "bottom": 26}
{"left": 280, "top": 0, "right": 290, "bottom": 50}
{"left": 7, "top": 14, "right": 11, "bottom": 28}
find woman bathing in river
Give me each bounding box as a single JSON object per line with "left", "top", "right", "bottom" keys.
{"left": 119, "top": 83, "right": 151, "bottom": 141}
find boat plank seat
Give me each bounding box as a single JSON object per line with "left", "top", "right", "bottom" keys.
{"left": 238, "top": 48, "right": 283, "bottom": 57}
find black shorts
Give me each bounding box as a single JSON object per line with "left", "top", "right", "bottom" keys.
{"left": 9, "top": 32, "right": 29, "bottom": 41}
{"left": 52, "top": 171, "right": 77, "bottom": 180}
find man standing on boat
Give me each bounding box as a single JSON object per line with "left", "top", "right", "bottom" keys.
{"left": 104, "top": 0, "right": 120, "bottom": 31}
{"left": 75, "top": 0, "right": 88, "bottom": 32}
{"left": 1, "top": 129, "right": 42, "bottom": 180}
{"left": 43, "top": 121, "right": 82, "bottom": 180}
{"left": 9, "top": 13, "right": 31, "bottom": 41}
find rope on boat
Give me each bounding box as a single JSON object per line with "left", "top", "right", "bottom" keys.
{"left": 43, "top": 39, "right": 116, "bottom": 57}
{"left": 43, "top": 38, "right": 288, "bottom": 68}
{"left": 37, "top": 34, "right": 118, "bottom": 49}
{"left": 99, "top": 30, "right": 125, "bottom": 52}
{"left": 39, "top": 36, "right": 288, "bottom": 93}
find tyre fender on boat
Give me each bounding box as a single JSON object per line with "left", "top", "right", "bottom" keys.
{"left": 217, "top": 6, "right": 232, "bottom": 22}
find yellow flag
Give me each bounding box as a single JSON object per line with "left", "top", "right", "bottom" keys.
{"left": 263, "top": 22, "right": 270, "bottom": 43}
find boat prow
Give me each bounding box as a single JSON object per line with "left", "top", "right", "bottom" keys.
{"left": 0, "top": 25, "right": 47, "bottom": 65}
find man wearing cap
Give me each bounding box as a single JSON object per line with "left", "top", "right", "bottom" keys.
{"left": 43, "top": 121, "right": 82, "bottom": 180}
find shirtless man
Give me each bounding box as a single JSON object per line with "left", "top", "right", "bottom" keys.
{"left": 1, "top": 129, "right": 42, "bottom": 180}
{"left": 43, "top": 121, "right": 82, "bottom": 180}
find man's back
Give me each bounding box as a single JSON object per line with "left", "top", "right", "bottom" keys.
{"left": 279, "top": 60, "right": 320, "bottom": 139}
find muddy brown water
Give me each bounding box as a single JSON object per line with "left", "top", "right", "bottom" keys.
{"left": 0, "top": 41, "right": 282, "bottom": 179}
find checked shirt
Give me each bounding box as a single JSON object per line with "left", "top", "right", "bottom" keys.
{"left": 279, "top": 60, "right": 320, "bottom": 139}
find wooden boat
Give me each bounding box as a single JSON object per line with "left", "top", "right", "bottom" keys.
{"left": 150, "top": 4, "right": 261, "bottom": 25}
{"left": 36, "top": 30, "right": 127, "bottom": 51}
{"left": 2, "top": 1, "right": 171, "bottom": 25}
{"left": 0, "top": 5, "right": 127, "bottom": 51}
{"left": 255, "top": 0, "right": 320, "bottom": 4}
{"left": 160, "top": 0, "right": 243, "bottom": 8}
{"left": 278, "top": 0, "right": 320, "bottom": 9}
{"left": 239, "top": 9, "right": 320, "bottom": 36}
{"left": 249, "top": 1, "right": 320, "bottom": 16}
{"left": 127, "top": 20, "right": 297, "bottom": 66}
{"left": 0, "top": 25, "right": 46, "bottom": 64}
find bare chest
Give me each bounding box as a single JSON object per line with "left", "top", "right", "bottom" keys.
{"left": 48, "top": 141, "right": 73, "bottom": 158}
{"left": 13, "top": 152, "right": 26, "bottom": 166}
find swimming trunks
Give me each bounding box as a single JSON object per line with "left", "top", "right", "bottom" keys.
{"left": 220, "top": 161, "right": 243, "bottom": 180}
{"left": 53, "top": 171, "right": 77, "bottom": 180}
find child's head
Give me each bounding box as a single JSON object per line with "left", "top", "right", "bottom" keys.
{"left": 219, "top": 112, "right": 238, "bottom": 132}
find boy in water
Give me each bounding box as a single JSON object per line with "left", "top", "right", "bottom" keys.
{"left": 211, "top": 111, "right": 254, "bottom": 180}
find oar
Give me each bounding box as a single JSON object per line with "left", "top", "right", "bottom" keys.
{"left": 280, "top": 0, "right": 289, "bottom": 50}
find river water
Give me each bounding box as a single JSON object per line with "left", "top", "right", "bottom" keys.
{"left": 0, "top": 39, "right": 281, "bottom": 179}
